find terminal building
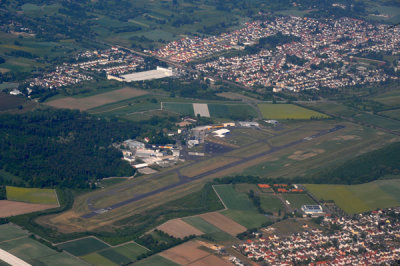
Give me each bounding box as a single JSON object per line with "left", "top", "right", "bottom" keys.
{"left": 301, "top": 205, "right": 324, "bottom": 215}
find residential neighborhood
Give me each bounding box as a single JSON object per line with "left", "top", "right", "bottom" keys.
{"left": 235, "top": 209, "right": 400, "bottom": 265}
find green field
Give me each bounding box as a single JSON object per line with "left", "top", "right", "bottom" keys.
{"left": 258, "top": 104, "right": 329, "bottom": 119}
{"left": 81, "top": 252, "right": 117, "bottom": 266}
{"left": 380, "top": 109, "right": 400, "bottom": 120}
{"left": 162, "top": 102, "right": 194, "bottom": 116}
{"left": 6, "top": 186, "right": 58, "bottom": 205}
{"left": 305, "top": 179, "right": 400, "bottom": 214}
{"left": 214, "top": 184, "right": 270, "bottom": 228}
{"left": 0, "top": 224, "right": 28, "bottom": 242}
{"left": 57, "top": 237, "right": 109, "bottom": 256}
{"left": 353, "top": 113, "right": 400, "bottom": 130}
{"left": 282, "top": 194, "right": 316, "bottom": 209}
{"left": 102, "top": 242, "right": 148, "bottom": 263}
{"left": 0, "top": 224, "right": 85, "bottom": 266}
{"left": 373, "top": 90, "right": 400, "bottom": 106}
{"left": 134, "top": 255, "right": 179, "bottom": 266}
{"left": 208, "top": 104, "right": 257, "bottom": 120}
{"left": 183, "top": 216, "right": 220, "bottom": 234}
{"left": 260, "top": 194, "right": 286, "bottom": 213}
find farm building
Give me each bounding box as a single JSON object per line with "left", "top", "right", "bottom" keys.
{"left": 301, "top": 205, "right": 324, "bottom": 215}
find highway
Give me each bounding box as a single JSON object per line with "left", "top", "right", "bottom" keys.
{"left": 82, "top": 125, "right": 345, "bottom": 218}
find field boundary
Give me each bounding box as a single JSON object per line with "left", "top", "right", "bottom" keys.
{"left": 212, "top": 185, "right": 228, "bottom": 211}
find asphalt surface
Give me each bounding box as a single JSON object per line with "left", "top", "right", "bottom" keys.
{"left": 81, "top": 125, "right": 345, "bottom": 219}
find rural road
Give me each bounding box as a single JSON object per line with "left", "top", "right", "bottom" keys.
{"left": 82, "top": 125, "right": 345, "bottom": 218}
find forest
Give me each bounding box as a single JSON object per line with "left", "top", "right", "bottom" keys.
{"left": 0, "top": 109, "right": 143, "bottom": 188}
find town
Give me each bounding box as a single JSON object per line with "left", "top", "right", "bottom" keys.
{"left": 235, "top": 208, "right": 400, "bottom": 265}
{"left": 153, "top": 15, "right": 399, "bottom": 92}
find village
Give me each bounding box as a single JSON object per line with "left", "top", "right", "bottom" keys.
{"left": 235, "top": 208, "right": 400, "bottom": 265}
{"left": 28, "top": 48, "right": 145, "bottom": 90}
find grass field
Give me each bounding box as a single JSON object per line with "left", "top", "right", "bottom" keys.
{"left": 258, "top": 104, "right": 329, "bottom": 119}
{"left": 57, "top": 237, "right": 109, "bottom": 256}
{"left": 163, "top": 102, "right": 194, "bottom": 116}
{"left": 282, "top": 194, "right": 316, "bottom": 209}
{"left": 208, "top": 103, "right": 257, "bottom": 119}
{"left": 98, "top": 248, "right": 132, "bottom": 265}
{"left": 259, "top": 194, "right": 286, "bottom": 213}
{"left": 380, "top": 109, "right": 400, "bottom": 120}
{"left": 0, "top": 224, "right": 85, "bottom": 266}
{"left": 214, "top": 185, "right": 270, "bottom": 228}
{"left": 134, "top": 255, "right": 179, "bottom": 266}
{"left": 6, "top": 186, "right": 58, "bottom": 205}
{"left": 305, "top": 179, "right": 400, "bottom": 214}
{"left": 373, "top": 90, "right": 400, "bottom": 106}
{"left": 109, "top": 242, "right": 148, "bottom": 261}
{"left": 46, "top": 87, "right": 148, "bottom": 111}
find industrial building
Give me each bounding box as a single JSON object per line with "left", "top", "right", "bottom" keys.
{"left": 301, "top": 205, "right": 324, "bottom": 215}
{"left": 108, "top": 66, "right": 174, "bottom": 82}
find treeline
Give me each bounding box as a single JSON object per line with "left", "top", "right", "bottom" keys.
{"left": 0, "top": 109, "right": 139, "bottom": 188}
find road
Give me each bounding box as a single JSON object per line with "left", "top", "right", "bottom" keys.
{"left": 82, "top": 125, "right": 345, "bottom": 218}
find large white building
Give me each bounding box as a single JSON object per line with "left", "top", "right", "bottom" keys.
{"left": 108, "top": 67, "right": 174, "bottom": 82}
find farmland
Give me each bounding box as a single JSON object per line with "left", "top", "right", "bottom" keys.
{"left": 305, "top": 179, "right": 400, "bottom": 214}
{"left": 258, "top": 104, "right": 329, "bottom": 119}
{"left": 45, "top": 87, "right": 148, "bottom": 111}
{"left": 156, "top": 219, "right": 203, "bottom": 238}
{"left": 0, "top": 224, "right": 85, "bottom": 266}
{"left": 57, "top": 237, "right": 109, "bottom": 256}
{"left": 0, "top": 93, "right": 26, "bottom": 111}
{"left": 0, "top": 200, "right": 58, "bottom": 218}
{"left": 159, "top": 240, "right": 231, "bottom": 266}
{"left": 134, "top": 255, "right": 178, "bottom": 266}
{"left": 182, "top": 216, "right": 235, "bottom": 242}
{"left": 6, "top": 186, "right": 58, "bottom": 205}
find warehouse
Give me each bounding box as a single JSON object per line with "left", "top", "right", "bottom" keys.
{"left": 119, "top": 67, "right": 174, "bottom": 81}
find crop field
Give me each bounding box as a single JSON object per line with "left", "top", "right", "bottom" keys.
{"left": 0, "top": 93, "right": 25, "bottom": 111}
{"left": 46, "top": 87, "right": 148, "bottom": 111}
{"left": 0, "top": 200, "right": 58, "bottom": 218}
{"left": 6, "top": 186, "right": 58, "bottom": 205}
{"left": 0, "top": 224, "right": 85, "bottom": 265}
{"left": 97, "top": 249, "right": 131, "bottom": 265}
{"left": 108, "top": 242, "right": 149, "bottom": 261}
{"left": 282, "top": 194, "right": 316, "bottom": 209}
{"left": 199, "top": 212, "right": 246, "bottom": 235}
{"left": 57, "top": 237, "right": 109, "bottom": 256}
{"left": 305, "top": 179, "right": 400, "bottom": 214}
{"left": 156, "top": 219, "right": 203, "bottom": 238}
{"left": 182, "top": 216, "right": 235, "bottom": 242}
{"left": 81, "top": 252, "right": 117, "bottom": 266}
{"left": 160, "top": 241, "right": 231, "bottom": 266}
{"left": 258, "top": 104, "right": 329, "bottom": 119}
{"left": 134, "top": 255, "right": 178, "bottom": 266}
